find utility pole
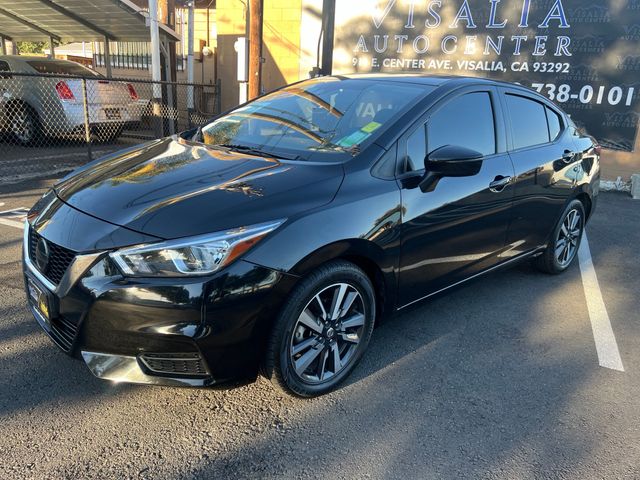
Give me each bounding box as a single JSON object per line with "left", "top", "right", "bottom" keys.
{"left": 148, "top": 0, "right": 163, "bottom": 137}
{"left": 248, "top": 0, "right": 263, "bottom": 99}
{"left": 321, "top": 0, "right": 336, "bottom": 75}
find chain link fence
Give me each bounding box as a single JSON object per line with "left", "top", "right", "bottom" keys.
{"left": 0, "top": 71, "right": 220, "bottom": 181}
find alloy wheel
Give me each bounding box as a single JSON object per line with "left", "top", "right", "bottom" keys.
{"left": 11, "top": 109, "right": 35, "bottom": 144}
{"left": 289, "top": 283, "right": 366, "bottom": 384}
{"left": 555, "top": 208, "right": 582, "bottom": 267}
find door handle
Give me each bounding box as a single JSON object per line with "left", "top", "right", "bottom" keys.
{"left": 489, "top": 175, "right": 511, "bottom": 193}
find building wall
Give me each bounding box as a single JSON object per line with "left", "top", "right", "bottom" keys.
{"left": 602, "top": 136, "right": 640, "bottom": 181}
{"left": 299, "top": 0, "right": 322, "bottom": 79}
{"left": 215, "top": 0, "right": 246, "bottom": 111}
{"left": 263, "top": 0, "right": 303, "bottom": 91}
{"left": 215, "top": 0, "right": 304, "bottom": 111}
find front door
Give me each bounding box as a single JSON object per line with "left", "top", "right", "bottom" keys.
{"left": 397, "top": 88, "right": 515, "bottom": 307}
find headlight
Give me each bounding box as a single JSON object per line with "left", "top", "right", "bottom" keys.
{"left": 109, "top": 220, "right": 284, "bottom": 277}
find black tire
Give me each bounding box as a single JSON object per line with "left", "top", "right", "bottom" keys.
{"left": 263, "top": 260, "right": 376, "bottom": 397}
{"left": 10, "top": 103, "right": 42, "bottom": 146}
{"left": 535, "top": 199, "right": 586, "bottom": 274}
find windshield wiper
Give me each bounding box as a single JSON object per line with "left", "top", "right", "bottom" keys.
{"left": 217, "top": 143, "right": 300, "bottom": 160}
{"left": 191, "top": 126, "right": 203, "bottom": 142}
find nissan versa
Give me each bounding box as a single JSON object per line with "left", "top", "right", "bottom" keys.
{"left": 23, "top": 75, "right": 599, "bottom": 397}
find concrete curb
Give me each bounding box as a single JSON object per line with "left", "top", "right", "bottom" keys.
{"left": 631, "top": 174, "right": 640, "bottom": 200}
{"left": 600, "top": 177, "right": 631, "bottom": 193}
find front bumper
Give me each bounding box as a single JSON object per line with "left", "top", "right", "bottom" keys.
{"left": 81, "top": 351, "right": 216, "bottom": 387}
{"left": 23, "top": 218, "right": 297, "bottom": 387}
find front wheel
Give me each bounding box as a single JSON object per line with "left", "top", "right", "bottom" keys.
{"left": 264, "top": 261, "right": 376, "bottom": 397}
{"left": 535, "top": 199, "right": 585, "bottom": 274}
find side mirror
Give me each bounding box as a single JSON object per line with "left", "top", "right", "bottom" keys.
{"left": 420, "top": 145, "right": 483, "bottom": 192}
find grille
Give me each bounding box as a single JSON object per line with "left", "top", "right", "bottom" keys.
{"left": 139, "top": 353, "right": 208, "bottom": 377}
{"left": 48, "top": 316, "right": 79, "bottom": 352}
{"left": 29, "top": 229, "right": 76, "bottom": 285}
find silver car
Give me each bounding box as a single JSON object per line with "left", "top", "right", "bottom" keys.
{"left": 0, "top": 56, "right": 147, "bottom": 145}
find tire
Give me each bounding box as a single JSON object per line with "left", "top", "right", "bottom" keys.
{"left": 263, "top": 260, "right": 376, "bottom": 397}
{"left": 10, "top": 104, "right": 41, "bottom": 146}
{"left": 535, "top": 199, "right": 586, "bottom": 274}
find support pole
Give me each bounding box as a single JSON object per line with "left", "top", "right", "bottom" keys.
{"left": 81, "top": 78, "right": 93, "bottom": 161}
{"left": 103, "top": 37, "right": 112, "bottom": 78}
{"left": 187, "top": 1, "right": 195, "bottom": 125}
{"left": 49, "top": 36, "right": 55, "bottom": 58}
{"left": 248, "top": 0, "right": 263, "bottom": 99}
{"left": 148, "top": 0, "right": 164, "bottom": 137}
{"left": 321, "top": 0, "right": 336, "bottom": 75}
{"left": 0, "top": 37, "right": 6, "bottom": 56}
{"left": 160, "top": 40, "right": 175, "bottom": 135}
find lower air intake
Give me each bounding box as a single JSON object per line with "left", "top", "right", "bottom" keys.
{"left": 138, "top": 352, "right": 208, "bottom": 377}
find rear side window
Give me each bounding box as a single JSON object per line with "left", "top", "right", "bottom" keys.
{"left": 506, "top": 94, "right": 549, "bottom": 149}
{"left": 545, "top": 107, "right": 563, "bottom": 141}
{"left": 427, "top": 92, "right": 495, "bottom": 156}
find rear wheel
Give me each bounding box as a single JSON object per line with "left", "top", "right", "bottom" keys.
{"left": 264, "top": 261, "right": 375, "bottom": 397}
{"left": 535, "top": 199, "right": 585, "bottom": 274}
{"left": 10, "top": 104, "right": 41, "bottom": 146}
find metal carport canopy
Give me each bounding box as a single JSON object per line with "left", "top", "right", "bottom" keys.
{"left": 0, "top": 0, "right": 179, "bottom": 42}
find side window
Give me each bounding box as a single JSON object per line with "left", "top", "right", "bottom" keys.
{"left": 0, "top": 61, "right": 11, "bottom": 78}
{"left": 405, "top": 125, "right": 426, "bottom": 172}
{"left": 427, "top": 92, "right": 496, "bottom": 156}
{"left": 506, "top": 94, "right": 549, "bottom": 149}
{"left": 545, "top": 107, "right": 563, "bottom": 141}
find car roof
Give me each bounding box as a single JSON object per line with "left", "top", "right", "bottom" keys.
{"left": 331, "top": 73, "right": 550, "bottom": 105}
{"left": 0, "top": 55, "right": 75, "bottom": 62}
{"left": 336, "top": 73, "right": 516, "bottom": 88}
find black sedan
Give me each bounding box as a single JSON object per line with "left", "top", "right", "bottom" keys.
{"left": 23, "top": 75, "right": 599, "bottom": 397}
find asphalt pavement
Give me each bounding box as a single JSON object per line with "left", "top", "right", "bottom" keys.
{"left": 0, "top": 137, "right": 142, "bottom": 182}
{"left": 0, "top": 182, "right": 638, "bottom": 479}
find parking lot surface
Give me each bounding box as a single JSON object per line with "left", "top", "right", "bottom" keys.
{"left": 0, "top": 183, "right": 638, "bottom": 479}
{"left": 0, "top": 140, "right": 137, "bottom": 182}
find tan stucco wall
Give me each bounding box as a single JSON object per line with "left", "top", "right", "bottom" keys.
{"left": 216, "top": 0, "right": 304, "bottom": 111}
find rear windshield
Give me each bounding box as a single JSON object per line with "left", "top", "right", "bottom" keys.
{"left": 200, "top": 78, "right": 432, "bottom": 159}
{"left": 26, "top": 60, "right": 102, "bottom": 77}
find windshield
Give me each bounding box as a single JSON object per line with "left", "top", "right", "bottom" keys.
{"left": 26, "top": 60, "right": 103, "bottom": 77}
{"left": 200, "top": 78, "right": 432, "bottom": 158}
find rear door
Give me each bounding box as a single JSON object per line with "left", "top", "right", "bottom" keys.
{"left": 499, "top": 88, "right": 580, "bottom": 252}
{"left": 397, "top": 86, "right": 515, "bottom": 307}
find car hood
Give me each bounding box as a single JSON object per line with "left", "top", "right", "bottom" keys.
{"left": 55, "top": 137, "right": 344, "bottom": 240}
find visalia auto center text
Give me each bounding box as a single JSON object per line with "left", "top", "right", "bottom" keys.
{"left": 353, "top": 0, "right": 573, "bottom": 72}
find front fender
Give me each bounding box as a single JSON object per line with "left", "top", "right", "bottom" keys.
{"left": 244, "top": 168, "right": 403, "bottom": 314}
